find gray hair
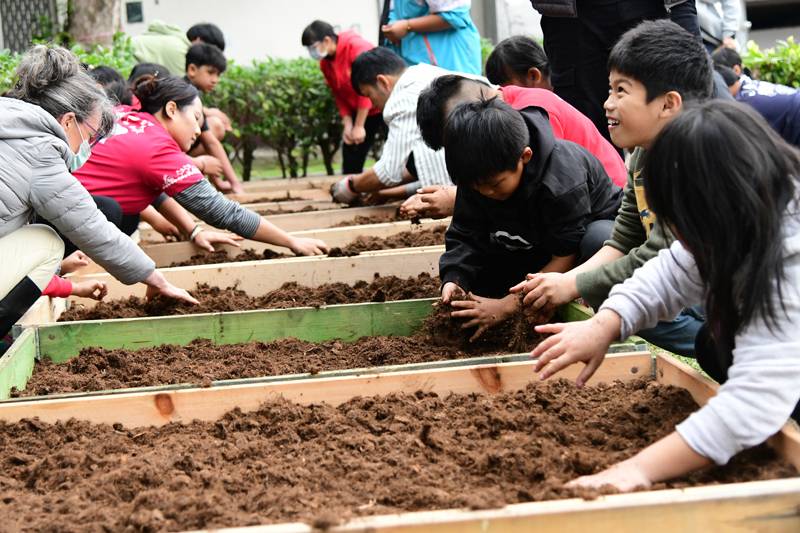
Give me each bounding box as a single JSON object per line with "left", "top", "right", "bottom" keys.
{"left": 9, "top": 45, "right": 115, "bottom": 138}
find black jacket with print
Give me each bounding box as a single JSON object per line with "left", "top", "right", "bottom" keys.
{"left": 439, "top": 106, "right": 623, "bottom": 294}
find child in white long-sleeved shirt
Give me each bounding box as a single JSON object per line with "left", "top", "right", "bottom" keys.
{"left": 531, "top": 100, "right": 800, "bottom": 490}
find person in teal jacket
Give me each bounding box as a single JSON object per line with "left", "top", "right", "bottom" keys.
{"left": 381, "top": 0, "right": 481, "bottom": 75}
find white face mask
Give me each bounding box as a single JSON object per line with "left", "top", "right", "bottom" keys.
{"left": 307, "top": 43, "right": 327, "bottom": 60}
{"left": 69, "top": 122, "right": 92, "bottom": 172}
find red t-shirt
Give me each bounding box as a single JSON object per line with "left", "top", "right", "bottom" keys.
{"left": 501, "top": 86, "right": 627, "bottom": 187}
{"left": 74, "top": 110, "right": 203, "bottom": 215}
{"left": 320, "top": 30, "right": 380, "bottom": 118}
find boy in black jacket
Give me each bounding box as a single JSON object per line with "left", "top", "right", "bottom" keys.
{"left": 441, "top": 97, "right": 622, "bottom": 339}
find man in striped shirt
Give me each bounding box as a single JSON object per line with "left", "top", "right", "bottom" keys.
{"left": 330, "top": 47, "right": 462, "bottom": 204}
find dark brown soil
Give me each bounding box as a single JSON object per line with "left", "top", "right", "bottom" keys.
{"left": 258, "top": 204, "right": 319, "bottom": 216}
{"left": 167, "top": 226, "right": 446, "bottom": 266}
{"left": 331, "top": 213, "right": 401, "bottom": 227}
{"left": 19, "top": 302, "right": 543, "bottom": 397}
{"left": 327, "top": 226, "right": 446, "bottom": 257}
{"left": 0, "top": 379, "right": 794, "bottom": 532}
{"left": 59, "top": 273, "right": 441, "bottom": 321}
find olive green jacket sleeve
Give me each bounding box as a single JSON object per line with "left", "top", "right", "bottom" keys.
{"left": 575, "top": 148, "right": 675, "bottom": 308}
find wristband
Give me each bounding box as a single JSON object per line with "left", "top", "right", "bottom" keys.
{"left": 406, "top": 20, "right": 412, "bottom": 33}
{"left": 346, "top": 175, "right": 358, "bottom": 193}
{"left": 189, "top": 225, "right": 203, "bottom": 242}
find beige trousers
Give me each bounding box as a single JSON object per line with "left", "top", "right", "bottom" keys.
{"left": 0, "top": 225, "right": 64, "bottom": 300}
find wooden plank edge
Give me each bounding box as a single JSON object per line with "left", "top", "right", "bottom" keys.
{"left": 0, "top": 353, "right": 651, "bottom": 426}
{"left": 185, "top": 478, "right": 800, "bottom": 533}
{"left": 0, "top": 328, "right": 37, "bottom": 399}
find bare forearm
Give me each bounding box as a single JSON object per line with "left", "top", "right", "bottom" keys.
{"left": 351, "top": 168, "right": 387, "bottom": 193}
{"left": 627, "top": 432, "right": 711, "bottom": 483}
{"left": 202, "top": 135, "right": 241, "bottom": 186}
{"left": 408, "top": 14, "right": 451, "bottom": 33}
{"left": 251, "top": 218, "right": 294, "bottom": 248}
{"left": 154, "top": 197, "right": 197, "bottom": 235}
{"left": 376, "top": 183, "right": 412, "bottom": 200}
{"left": 354, "top": 107, "right": 369, "bottom": 129}
{"left": 541, "top": 254, "right": 576, "bottom": 274}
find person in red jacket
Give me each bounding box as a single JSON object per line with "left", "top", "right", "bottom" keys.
{"left": 301, "top": 20, "right": 384, "bottom": 174}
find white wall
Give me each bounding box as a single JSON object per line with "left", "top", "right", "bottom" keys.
{"left": 495, "top": 0, "right": 542, "bottom": 42}
{"left": 121, "top": 0, "right": 382, "bottom": 63}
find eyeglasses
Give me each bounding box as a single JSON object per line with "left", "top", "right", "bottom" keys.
{"left": 84, "top": 121, "right": 104, "bottom": 148}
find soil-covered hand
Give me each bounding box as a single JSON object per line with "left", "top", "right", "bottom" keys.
{"left": 510, "top": 272, "right": 578, "bottom": 309}
{"left": 193, "top": 230, "right": 243, "bottom": 252}
{"left": 143, "top": 271, "right": 199, "bottom": 305}
{"left": 71, "top": 279, "right": 108, "bottom": 300}
{"left": 399, "top": 193, "right": 426, "bottom": 219}
{"left": 450, "top": 293, "right": 520, "bottom": 342}
{"left": 418, "top": 185, "right": 456, "bottom": 219}
{"left": 289, "top": 237, "right": 329, "bottom": 256}
{"left": 61, "top": 250, "right": 90, "bottom": 275}
{"left": 330, "top": 177, "right": 359, "bottom": 204}
{"left": 440, "top": 282, "right": 465, "bottom": 304}
{"left": 531, "top": 309, "right": 621, "bottom": 387}
{"left": 567, "top": 459, "right": 652, "bottom": 492}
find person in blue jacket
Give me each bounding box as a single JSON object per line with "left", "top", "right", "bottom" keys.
{"left": 381, "top": 0, "right": 481, "bottom": 75}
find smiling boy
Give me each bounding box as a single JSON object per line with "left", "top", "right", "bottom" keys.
{"left": 439, "top": 98, "right": 621, "bottom": 339}
{"left": 512, "top": 19, "right": 713, "bottom": 355}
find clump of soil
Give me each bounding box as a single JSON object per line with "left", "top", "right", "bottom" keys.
{"left": 59, "top": 273, "right": 441, "bottom": 321}
{"left": 332, "top": 213, "right": 401, "bottom": 227}
{"left": 258, "top": 205, "right": 319, "bottom": 216}
{"left": 167, "top": 226, "right": 446, "bottom": 266}
{"left": 0, "top": 380, "right": 794, "bottom": 531}
{"left": 170, "top": 248, "right": 289, "bottom": 267}
{"left": 327, "top": 226, "right": 446, "bottom": 257}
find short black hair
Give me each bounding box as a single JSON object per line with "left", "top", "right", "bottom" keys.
{"left": 417, "top": 74, "right": 490, "bottom": 150}
{"left": 187, "top": 23, "right": 225, "bottom": 51}
{"left": 609, "top": 19, "right": 712, "bottom": 103}
{"left": 485, "top": 35, "right": 549, "bottom": 86}
{"left": 712, "top": 47, "right": 743, "bottom": 69}
{"left": 714, "top": 64, "right": 739, "bottom": 87}
{"left": 128, "top": 62, "right": 170, "bottom": 83}
{"left": 89, "top": 65, "right": 132, "bottom": 106}
{"left": 351, "top": 47, "right": 406, "bottom": 95}
{"left": 185, "top": 42, "right": 227, "bottom": 73}
{"left": 301, "top": 20, "right": 338, "bottom": 46}
{"left": 442, "top": 97, "right": 529, "bottom": 187}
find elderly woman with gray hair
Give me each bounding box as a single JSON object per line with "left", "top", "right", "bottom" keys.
{"left": 0, "top": 45, "right": 198, "bottom": 341}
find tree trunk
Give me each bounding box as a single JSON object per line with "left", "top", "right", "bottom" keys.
{"left": 241, "top": 140, "right": 255, "bottom": 182}
{"left": 68, "top": 0, "right": 121, "bottom": 46}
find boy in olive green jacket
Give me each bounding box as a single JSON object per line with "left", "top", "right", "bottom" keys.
{"left": 511, "top": 20, "right": 713, "bottom": 355}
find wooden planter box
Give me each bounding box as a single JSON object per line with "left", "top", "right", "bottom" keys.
{"left": 0, "top": 351, "right": 797, "bottom": 531}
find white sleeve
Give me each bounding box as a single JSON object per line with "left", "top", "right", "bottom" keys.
{"left": 599, "top": 241, "right": 706, "bottom": 339}
{"left": 372, "top": 92, "right": 417, "bottom": 187}
{"left": 719, "top": 0, "right": 741, "bottom": 36}
{"left": 676, "top": 275, "right": 800, "bottom": 464}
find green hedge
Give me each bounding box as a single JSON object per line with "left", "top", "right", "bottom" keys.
{"left": 743, "top": 37, "right": 800, "bottom": 88}
{"left": 204, "top": 57, "right": 341, "bottom": 179}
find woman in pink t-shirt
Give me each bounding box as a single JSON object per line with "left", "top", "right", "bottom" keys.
{"left": 74, "top": 75, "right": 328, "bottom": 257}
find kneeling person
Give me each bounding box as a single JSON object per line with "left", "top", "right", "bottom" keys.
{"left": 440, "top": 98, "right": 622, "bottom": 339}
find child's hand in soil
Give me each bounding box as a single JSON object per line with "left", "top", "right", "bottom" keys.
{"left": 440, "top": 282, "right": 465, "bottom": 304}
{"left": 60, "top": 251, "right": 90, "bottom": 274}
{"left": 150, "top": 219, "right": 181, "bottom": 242}
{"left": 192, "top": 230, "right": 243, "bottom": 253}
{"left": 71, "top": 279, "right": 108, "bottom": 301}
{"left": 510, "top": 272, "right": 578, "bottom": 309}
{"left": 532, "top": 309, "right": 621, "bottom": 386}
{"left": 450, "top": 293, "right": 520, "bottom": 342}
{"left": 290, "top": 237, "right": 329, "bottom": 256}
{"left": 567, "top": 459, "right": 651, "bottom": 492}
{"left": 417, "top": 185, "right": 456, "bottom": 219}
{"left": 143, "top": 271, "right": 199, "bottom": 305}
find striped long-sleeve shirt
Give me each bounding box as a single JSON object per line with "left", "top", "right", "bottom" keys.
{"left": 373, "top": 64, "right": 458, "bottom": 188}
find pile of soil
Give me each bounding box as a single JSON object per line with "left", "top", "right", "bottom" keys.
{"left": 167, "top": 226, "right": 446, "bottom": 267}
{"left": 331, "top": 213, "right": 402, "bottom": 227}
{"left": 0, "top": 380, "right": 794, "bottom": 531}
{"left": 327, "top": 226, "right": 446, "bottom": 257}
{"left": 59, "top": 273, "right": 441, "bottom": 321}
{"left": 258, "top": 205, "right": 319, "bottom": 216}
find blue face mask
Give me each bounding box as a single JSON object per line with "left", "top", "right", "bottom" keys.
{"left": 69, "top": 122, "right": 92, "bottom": 172}
{"left": 307, "top": 44, "right": 327, "bottom": 61}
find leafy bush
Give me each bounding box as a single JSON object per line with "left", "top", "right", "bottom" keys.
{"left": 0, "top": 33, "right": 136, "bottom": 93}
{"left": 205, "top": 57, "right": 341, "bottom": 179}
{"left": 743, "top": 37, "right": 800, "bottom": 88}
{"left": 480, "top": 37, "right": 494, "bottom": 74}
